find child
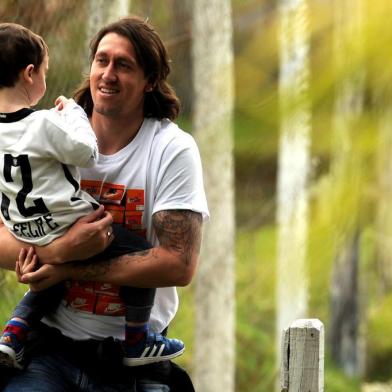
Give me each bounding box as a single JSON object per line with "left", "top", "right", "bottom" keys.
{"left": 0, "top": 22, "right": 184, "bottom": 370}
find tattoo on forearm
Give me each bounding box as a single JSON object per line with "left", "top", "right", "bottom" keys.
{"left": 72, "top": 259, "right": 112, "bottom": 281}
{"left": 153, "top": 210, "right": 202, "bottom": 265}
{"left": 70, "top": 212, "right": 202, "bottom": 280}
{"left": 71, "top": 249, "right": 150, "bottom": 280}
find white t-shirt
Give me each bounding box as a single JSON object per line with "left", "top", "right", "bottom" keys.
{"left": 43, "top": 118, "right": 209, "bottom": 340}
{"left": 0, "top": 101, "right": 98, "bottom": 245}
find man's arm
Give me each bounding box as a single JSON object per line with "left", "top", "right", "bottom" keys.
{"left": 0, "top": 205, "right": 113, "bottom": 271}
{"left": 0, "top": 222, "right": 27, "bottom": 270}
{"left": 21, "top": 210, "right": 203, "bottom": 290}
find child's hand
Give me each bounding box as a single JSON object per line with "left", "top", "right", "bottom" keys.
{"left": 16, "top": 247, "right": 38, "bottom": 283}
{"left": 54, "top": 95, "right": 71, "bottom": 111}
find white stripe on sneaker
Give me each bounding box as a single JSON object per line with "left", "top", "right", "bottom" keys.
{"left": 147, "top": 344, "right": 158, "bottom": 357}
{"left": 16, "top": 347, "right": 24, "bottom": 360}
{"left": 140, "top": 347, "right": 150, "bottom": 358}
{"left": 156, "top": 344, "right": 165, "bottom": 357}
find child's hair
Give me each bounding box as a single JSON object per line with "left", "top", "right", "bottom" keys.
{"left": 0, "top": 23, "right": 48, "bottom": 88}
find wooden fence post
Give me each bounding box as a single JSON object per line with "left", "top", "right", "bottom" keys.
{"left": 280, "top": 319, "right": 324, "bottom": 392}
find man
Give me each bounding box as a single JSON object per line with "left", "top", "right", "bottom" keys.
{"left": 0, "top": 16, "right": 208, "bottom": 391}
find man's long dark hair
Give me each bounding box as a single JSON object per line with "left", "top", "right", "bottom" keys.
{"left": 74, "top": 16, "right": 180, "bottom": 120}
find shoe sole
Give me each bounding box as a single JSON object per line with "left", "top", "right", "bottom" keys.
{"left": 122, "top": 347, "right": 185, "bottom": 367}
{"left": 0, "top": 345, "right": 23, "bottom": 370}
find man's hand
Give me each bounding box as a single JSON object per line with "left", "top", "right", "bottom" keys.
{"left": 36, "top": 205, "right": 114, "bottom": 265}
{"left": 16, "top": 247, "right": 67, "bottom": 292}
{"left": 19, "top": 263, "right": 69, "bottom": 292}
{"left": 15, "top": 247, "right": 37, "bottom": 278}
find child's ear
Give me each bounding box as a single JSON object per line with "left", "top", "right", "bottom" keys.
{"left": 22, "top": 64, "right": 35, "bottom": 84}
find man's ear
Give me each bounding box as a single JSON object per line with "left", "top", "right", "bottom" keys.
{"left": 22, "top": 64, "right": 35, "bottom": 84}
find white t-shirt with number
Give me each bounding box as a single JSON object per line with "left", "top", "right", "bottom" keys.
{"left": 0, "top": 101, "right": 98, "bottom": 245}
{"left": 43, "top": 118, "right": 209, "bottom": 339}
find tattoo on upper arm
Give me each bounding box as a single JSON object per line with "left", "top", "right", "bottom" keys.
{"left": 153, "top": 210, "right": 202, "bottom": 265}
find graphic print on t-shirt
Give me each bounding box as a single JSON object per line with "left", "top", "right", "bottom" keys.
{"left": 0, "top": 153, "right": 60, "bottom": 240}
{"left": 79, "top": 180, "right": 145, "bottom": 236}
{"left": 65, "top": 180, "right": 146, "bottom": 316}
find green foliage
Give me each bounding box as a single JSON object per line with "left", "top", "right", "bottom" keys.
{"left": 325, "top": 355, "right": 361, "bottom": 392}
{"left": 236, "top": 226, "right": 277, "bottom": 391}
{"left": 367, "top": 293, "right": 392, "bottom": 381}
{"left": 0, "top": 271, "right": 29, "bottom": 326}
{"left": 169, "top": 285, "right": 195, "bottom": 371}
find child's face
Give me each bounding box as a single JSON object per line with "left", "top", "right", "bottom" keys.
{"left": 29, "top": 53, "right": 48, "bottom": 106}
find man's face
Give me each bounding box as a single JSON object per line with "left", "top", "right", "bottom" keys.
{"left": 90, "top": 32, "right": 150, "bottom": 120}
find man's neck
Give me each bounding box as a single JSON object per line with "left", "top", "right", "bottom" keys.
{"left": 91, "top": 111, "right": 145, "bottom": 155}
{"left": 0, "top": 85, "right": 30, "bottom": 113}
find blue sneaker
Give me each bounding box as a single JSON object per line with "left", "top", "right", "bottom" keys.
{"left": 123, "top": 331, "right": 185, "bottom": 367}
{"left": 0, "top": 333, "right": 24, "bottom": 370}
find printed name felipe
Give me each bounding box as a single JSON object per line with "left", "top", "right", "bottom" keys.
{"left": 12, "top": 213, "right": 59, "bottom": 239}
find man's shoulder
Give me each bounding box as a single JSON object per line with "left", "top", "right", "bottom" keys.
{"left": 150, "top": 118, "right": 195, "bottom": 148}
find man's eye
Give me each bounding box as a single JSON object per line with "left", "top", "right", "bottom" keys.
{"left": 119, "top": 62, "right": 131, "bottom": 69}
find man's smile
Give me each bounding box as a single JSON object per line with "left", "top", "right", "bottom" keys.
{"left": 98, "top": 86, "right": 119, "bottom": 95}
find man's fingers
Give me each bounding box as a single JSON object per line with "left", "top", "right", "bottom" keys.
{"left": 80, "top": 210, "right": 114, "bottom": 235}
{"left": 25, "top": 247, "right": 35, "bottom": 262}
{"left": 18, "top": 248, "right": 27, "bottom": 262}
{"left": 15, "top": 260, "right": 22, "bottom": 282}
{"left": 21, "top": 247, "right": 35, "bottom": 269}
{"left": 20, "top": 268, "right": 45, "bottom": 284}
{"left": 98, "top": 211, "right": 114, "bottom": 230}
{"left": 19, "top": 247, "right": 34, "bottom": 263}
{"left": 77, "top": 205, "right": 105, "bottom": 224}
{"left": 24, "top": 255, "right": 38, "bottom": 274}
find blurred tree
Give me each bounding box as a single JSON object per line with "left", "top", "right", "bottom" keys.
{"left": 329, "top": 0, "right": 366, "bottom": 378}
{"left": 375, "top": 107, "right": 392, "bottom": 294}
{"left": 191, "top": 0, "right": 235, "bottom": 391}
{"left": 371, "top": 0, "right": 392, "bottom": 296}
{"left": 163, "top": 0, "right": 192, "bottom": 116}
{"left": 275, "top": 0, "right": 311, "bottom": 379}
{"left": 0, "top": 0, "right": 76, "bottom": 34}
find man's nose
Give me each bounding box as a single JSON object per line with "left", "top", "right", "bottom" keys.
{"left": 102, "top": 63, "right": 117, "bottom": 82}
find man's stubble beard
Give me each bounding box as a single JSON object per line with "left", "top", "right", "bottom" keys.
{"left": 93, "top": 104, "right": 121, "bottom": 117}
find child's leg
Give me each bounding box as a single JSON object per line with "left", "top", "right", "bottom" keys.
{"left": 101, "top": 224, "right": 185, "bottom": 366}
{"left": 120, "top": 286, "right": 184, "bottom": 367}
{"left": 0, "top": 283, "right": 65, "bottom": 369}
{"left": 120, "top": 285, "right": 154, "bottom": 349}
{"left": 102, "top": 223, "right": 154, "bottom": 333}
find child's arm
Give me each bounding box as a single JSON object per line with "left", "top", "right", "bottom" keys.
{"left": 39, "top": 96, "right": 98, "bottom": 168}
{"left": 54, "top": 95, "right": 70, "bottom": 111}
